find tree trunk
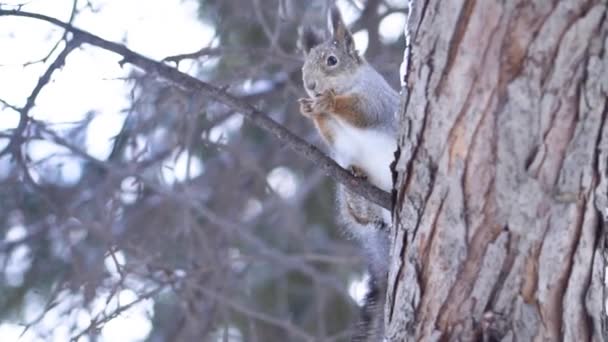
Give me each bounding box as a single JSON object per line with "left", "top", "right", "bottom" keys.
{"left": 387, "top": 1, "right": 608, "bottom": 341}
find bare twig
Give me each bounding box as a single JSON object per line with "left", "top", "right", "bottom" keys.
{"left": 163, "top": 46, "right": 301, "bottom": 66}
{"left": 0, "top": 8, "right": 392, "bottom": 210}
{"left": 22, "top": 0, "right": 78, "bottom": 67}
{"left": 196, "top": 285, "right": 315, "bottom": 341}
{"left": 0, "top": 37, "right": 81, "bottom": 159}
{"left": 70, "top": 286, "right": 163, "bottom": 341}
{"left": 251, "top": 0, "right": 283, "bottom": 52}
{"left": 0, "top": 97, "right": 20, "bottom": 111}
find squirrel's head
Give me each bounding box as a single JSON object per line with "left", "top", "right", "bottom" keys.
{"left": 299, "top": 6, "right": 363, "bottom": 98}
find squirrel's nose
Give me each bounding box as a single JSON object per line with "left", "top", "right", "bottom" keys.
{"left": 306, "top": 80, "right": 316, "bottom": 91}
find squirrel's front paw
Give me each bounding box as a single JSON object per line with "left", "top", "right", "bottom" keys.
{"left": 298, "top": 98, "right": 317, "bottom": 118}
{"left": 313, "top": 89, "right": 336, "bottom": 113}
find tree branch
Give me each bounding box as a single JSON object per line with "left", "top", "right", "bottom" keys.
{"left": 0, "top": 37, "right": 80, "bottom": 159}
{"left": 0, "top": 8, "right": 392, "bottom": 210}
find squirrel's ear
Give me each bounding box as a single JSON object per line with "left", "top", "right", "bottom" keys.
{"left": 329, "top": 6, "right": 355, "bottom": 54}
{"left": 299, "top": 26, "right": 322, "bottom": 54}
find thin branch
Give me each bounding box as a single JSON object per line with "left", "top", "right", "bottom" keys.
{"left": 0, "top": 97, "right": 20, "bottom": 112}
{"left": 0, "top": 8, "right": 392, "bottom": 210}
{"left": 70, "top": 286, "right": 163, "bottom": 341}
{"left": 22, "top": 0, "right": 78, "bottom": 67}
{"left": 163, "top": 46, "right": 301, "bottom": 66}
{"left": 0, "top": 37, "right": 81, "bottom": 159}
{"left": 196, "top": 286, "right": 315, "bottom": 341}
{"left": 251, "top": 0, "right": 283, "bottom": 53}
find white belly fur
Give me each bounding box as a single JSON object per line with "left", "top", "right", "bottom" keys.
{"left": 331, "top": 123, "right": 396, "bottom": 192}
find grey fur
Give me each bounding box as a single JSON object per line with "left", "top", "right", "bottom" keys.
{"left": 301, "top": 18, "right": 398, "bottom": 133}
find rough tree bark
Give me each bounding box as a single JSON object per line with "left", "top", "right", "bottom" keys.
{"left": 387, "top": 1, "right": 608, "bottom": 341}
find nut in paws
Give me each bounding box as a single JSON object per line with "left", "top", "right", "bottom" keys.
{"left": 313, "top": 89, "right": 336, "bottom": 113}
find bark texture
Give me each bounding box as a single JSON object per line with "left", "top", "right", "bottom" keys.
{"left": 387, "top": 1, "right": 608, "bottom": 341}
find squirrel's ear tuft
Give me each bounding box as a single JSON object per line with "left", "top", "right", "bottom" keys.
{"left": 329, "top": 6, "right": 355, "bottom": 54}
{"left": 299, "top": 26, "right": 322, "bottom": 54}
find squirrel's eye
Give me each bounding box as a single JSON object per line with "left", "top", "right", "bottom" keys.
{"left": 326, "top": 55, "right": 338, "bottom": 66}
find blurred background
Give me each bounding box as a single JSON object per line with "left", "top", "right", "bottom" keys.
{"left": 0, "top": 0, "right": 406, "bottom": 340}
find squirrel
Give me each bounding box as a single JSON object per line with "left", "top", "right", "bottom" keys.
{"left": 298, "top": 6, "right": 399, "bottom": 342}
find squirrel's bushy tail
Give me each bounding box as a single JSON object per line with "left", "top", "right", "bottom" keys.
{"left": 336, "top": 184, "right": 390, "bottom": 341}
{"left": 351, "top": 275, "right": 386, "bottom": 342}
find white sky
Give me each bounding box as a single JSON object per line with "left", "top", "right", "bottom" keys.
{"left": 0, "top": 0, "right": 406, "bottom": 340}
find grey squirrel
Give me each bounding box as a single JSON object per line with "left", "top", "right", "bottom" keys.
{"left": 298, "top": 6, "right": 399, "bottom": 341}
